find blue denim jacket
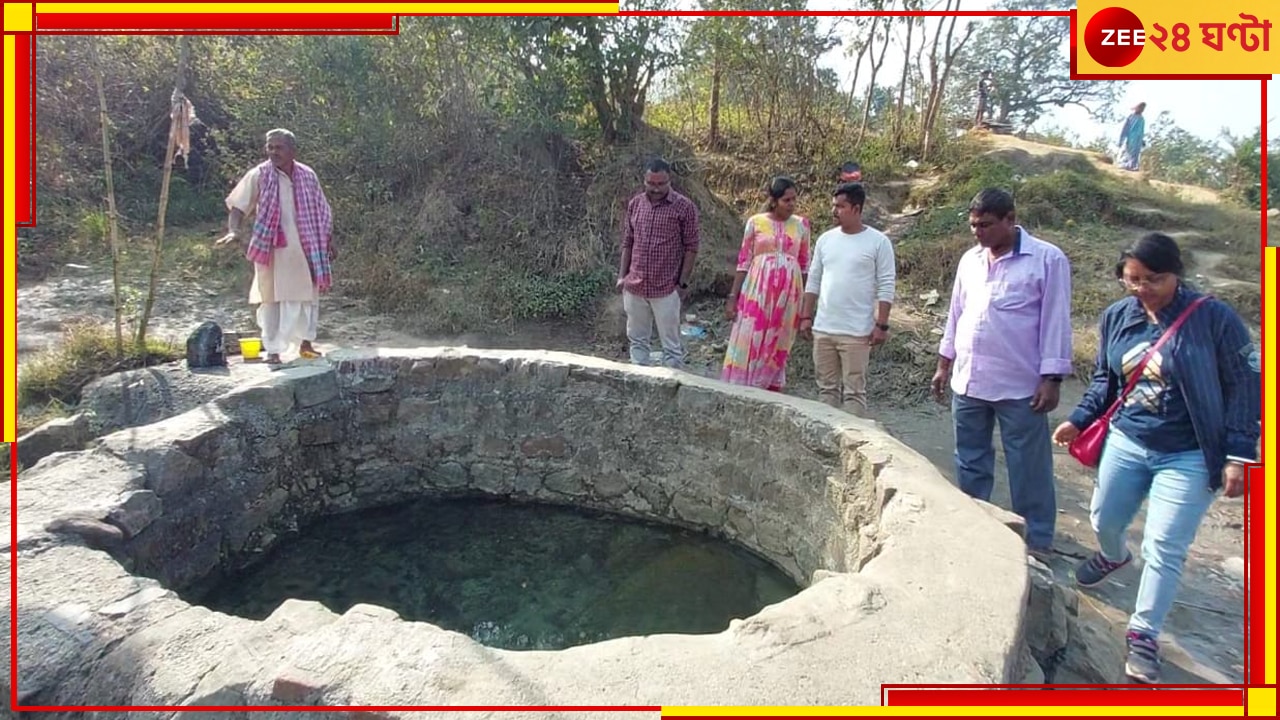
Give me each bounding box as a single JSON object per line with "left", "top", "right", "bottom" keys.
{"left": 1068, "top": 286, "right": 1260, "bottom": 490}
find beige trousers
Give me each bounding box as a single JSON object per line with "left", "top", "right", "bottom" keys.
{"left": 623, "top": 290, "right": 684, "bottom": 368}
{"left": 813, "top": 332, "right": 872, "bottom": 417}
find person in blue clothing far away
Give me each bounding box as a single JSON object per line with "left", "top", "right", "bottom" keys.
{"left": 1117, "top": 102, "right": 1147, "bottom": 171}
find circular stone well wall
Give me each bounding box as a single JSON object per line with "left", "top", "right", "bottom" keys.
{"left": 2, "top": 348, "right": 1031, "bottom": 712}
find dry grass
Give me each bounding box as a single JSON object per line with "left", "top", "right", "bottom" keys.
{"left": 1071, "top": 327, "right": 1101, "bottom": 382}
{"left": 16, "top": 401, "right": 72, "bottom": 438}
{"left": 325, "top": 123, "right": 747, "bottom": 336}
{"left": 18, "top": 320, "right": 183, "bottom": 408}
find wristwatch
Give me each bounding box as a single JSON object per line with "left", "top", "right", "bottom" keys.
{"left": 1044, "top": 375, "right": 1063, "bottom": 383}
{"left": 679, "top": 282, "right": 689, "bottom": 290}
{"left": 876, "top": 323, "right": 890, "bottom": 331}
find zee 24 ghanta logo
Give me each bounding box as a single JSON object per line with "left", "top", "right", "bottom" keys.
{"left": 1084, "top": 6, "right": 1271, "bottom": 67}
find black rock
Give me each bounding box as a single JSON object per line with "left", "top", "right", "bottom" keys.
{"left": 186, "top": 321, "right": 227, "bottom": 369}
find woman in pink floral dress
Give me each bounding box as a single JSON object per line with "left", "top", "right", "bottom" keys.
{"left": 721, "top": 177, "right": 811, "bottom": 391}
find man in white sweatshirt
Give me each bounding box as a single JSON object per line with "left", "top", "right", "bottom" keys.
{"left": 799, "top": 183, "right": 896, "bottom": 417}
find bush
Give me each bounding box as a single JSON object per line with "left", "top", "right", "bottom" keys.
{"left": 1018, "top": 171, "right": 1117, "bottom": 227}
{"left": 505, "top": 270, "right": 613, "bottom": 321}
{"left": 1017, "top": 201, "right": 1065, "bottom": 228}
{"left": 931, "top": 157, "right": 1022, "bottom": 207}
{"left": 910, "top": 155, "right": 1123, "bottom": 233}
{"left": 903, "top": 205, "right": 967, "bottom": 241}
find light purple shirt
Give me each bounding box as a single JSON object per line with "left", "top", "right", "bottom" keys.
{"left": 938, "top": 228, "right": 1073, "bottom": 402}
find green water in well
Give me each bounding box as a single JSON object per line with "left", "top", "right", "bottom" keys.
{"left": 199, "top": 498, "right": 800, "bottom": 650}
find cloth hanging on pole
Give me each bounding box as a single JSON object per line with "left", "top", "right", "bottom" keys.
{"left": 169, "top": 89, "right": 197, "bottom": 166}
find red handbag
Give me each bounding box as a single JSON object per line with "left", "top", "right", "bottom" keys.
{"left": 1069, "top": 296, "right": 1210, "bottom": 467}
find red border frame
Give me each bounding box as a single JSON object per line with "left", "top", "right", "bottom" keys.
{"left": 34, "top": 13, "right": 401, "bottom": 33}
{"left": 13, "top": 33, "right": 32, "bottom": 226}
{"left": 5, "top": 4, "right": 1272, "bottom": 714}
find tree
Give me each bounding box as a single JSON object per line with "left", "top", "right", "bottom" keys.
{"left": 842, "top": 15, "right": 878, "bottom": 119}
{"left": 920, "top": 0, "right": 976, "bottom": 159}
{"left": 857, "top": 5, "right": 895, "bottom": 143}
{"left": 891, "top": 7, "right": 922, "bottom": 148}
{"left": 674, "top": 1, "right": 842, "bottom": 153}
{"left": 473, "top": 9, "right": 681, "bottom": 144}
{"left": 1140, "top": 111, "right": 1225, "bottom": 188}
{"left": 955, "top": 0, "right": 1124, "bottom": 127}
{"left": 572, "top": 6, "right": 681, "bottom": 143}
{"left": 1219, "top": 128, "right": 1271, "bottom": 209}
{"left": 685, "top": 0, "right": 754, "bottom": 148}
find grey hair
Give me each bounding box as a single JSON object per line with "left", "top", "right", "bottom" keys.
{"left": 265, "top": 128, "right": 296, "bottom": 148}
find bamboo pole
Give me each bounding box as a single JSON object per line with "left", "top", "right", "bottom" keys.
{"left": 137, "top": 35, "right": 191, "bottom": 351}
{"left": 89, "top": 38, "right": 125, "bottom": 359}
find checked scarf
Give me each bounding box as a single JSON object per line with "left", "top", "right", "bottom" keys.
{"left": 244, "top": 160, "right": 334, "bottom": 291}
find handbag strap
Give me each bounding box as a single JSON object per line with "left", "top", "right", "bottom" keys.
{"left": 1099, "top": 294, "right": 1211, "bottom": 421}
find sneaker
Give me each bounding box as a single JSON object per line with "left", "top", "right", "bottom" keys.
{"left": 1125, "top": 631, "right": 1161, "bottom": 683}
{"left": 1074, "top": 551, "right": 1132, "bottom": 588}
{"left": 1028, "top": 546, "right": 1055, "bottom": 563}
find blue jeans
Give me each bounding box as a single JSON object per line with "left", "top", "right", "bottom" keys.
{"left": 1092, "top": 427, "right": 1215, "bottom": 638}
{"left": 952, "top": 393, "right": 1057, "bottom": 548}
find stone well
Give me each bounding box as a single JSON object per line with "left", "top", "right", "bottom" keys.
{"left": 2, "top": 348, "right": 1030, "bottom": 712}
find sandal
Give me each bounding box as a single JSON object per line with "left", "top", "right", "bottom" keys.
{"left": 299, "top": 349, "right": 323, "bottom": 359}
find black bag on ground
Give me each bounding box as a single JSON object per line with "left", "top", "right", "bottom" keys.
{"left": 186, "top": 321, "right": 227, "bottom": 369}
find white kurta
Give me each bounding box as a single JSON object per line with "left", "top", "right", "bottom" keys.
{"left": 226, "top": 166, "right": 320, "bottom": 355}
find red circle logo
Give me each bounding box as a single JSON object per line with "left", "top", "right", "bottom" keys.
{"left": 1084, "top": 7, "right": 1145, "bottom": 67}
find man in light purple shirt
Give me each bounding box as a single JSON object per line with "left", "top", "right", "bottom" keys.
{"left": 930, "top": 188, "right": 1074, "bottom": 555}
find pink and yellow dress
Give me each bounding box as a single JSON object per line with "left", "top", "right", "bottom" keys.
{"left": 721, "top": 213, "right": 811, "bottom": 390}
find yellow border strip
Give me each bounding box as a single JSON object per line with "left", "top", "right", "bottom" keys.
{"left": 4, "top": 3, "right": 33, "bottom": 31}
{"left": 4, "top": 34, "right": 15, "bottom": 443}
{"left": 1265, "top": 247, "right": 1277, "bottom": 687}
{"left": 1249, "top": 687, "right": 1276, "bottom": 715}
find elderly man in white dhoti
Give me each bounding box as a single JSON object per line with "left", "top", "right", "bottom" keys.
{"left": 218, "top": 128, "right": 334, "bottom": 365}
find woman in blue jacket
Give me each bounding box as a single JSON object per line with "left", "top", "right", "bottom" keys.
{"left": 1052, "top": 232, "right": 1259, "bottom": 684}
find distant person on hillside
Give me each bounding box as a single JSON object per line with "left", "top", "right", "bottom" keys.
{"left": 798, "top": 182, "right": 895, "bottom": 417}
{"left": 1052, "top": 233, "right": 1259, "bottom": 684}
{"left": 974, "top": 70, "right": 996, "bottom": 127}
{"left": 931, "top": 187, "right": 1073, "bottom": 560}
{"left": 722, "top": 176, "right": 812, "bottom": 391}
{"left": 1117, "top": 102, "right": 1147, "bottom": 171}
{"left": 617, "top": 158, "right": 701, "bottom": 369}
{"left": 217, "top": 128, "right": 333, "bottom": 366}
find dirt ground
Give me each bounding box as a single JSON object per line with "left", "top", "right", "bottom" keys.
{"left": 873, "top": 384, "right": 1246, "bottom": 685}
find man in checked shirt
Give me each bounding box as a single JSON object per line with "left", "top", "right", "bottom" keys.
{"left": 617, "top": 158, "right": 701, "bottom": 368}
